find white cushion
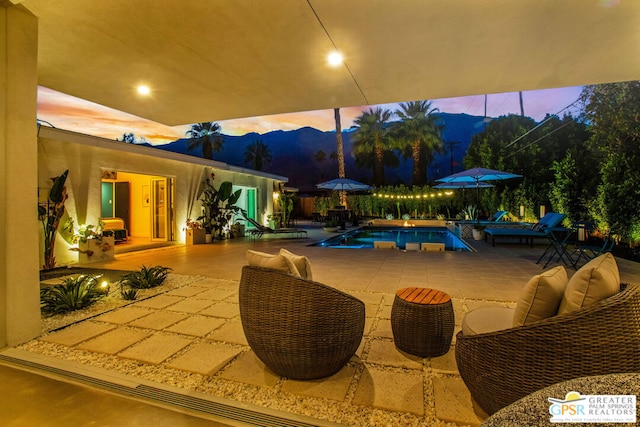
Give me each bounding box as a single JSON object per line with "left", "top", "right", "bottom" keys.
{"left": 279, "top": 248, "right": 313, "bottom": 280}
{"left": 461, "top": 307, "right": 515, "bottom": 336}
{"left": 246, "top": 250, "right": 298, "bottom": 275}
{"left": 513, "top": 266, "right": 568, "bottom": 326}
{"left": 558, "top": 253, "right": 620, "bottom": 315}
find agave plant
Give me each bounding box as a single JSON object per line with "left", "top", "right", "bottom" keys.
{"left": 119, "top": 265, "right": 171, "bottom": 289}
{"left": 119, "top": 283, "right": 139, "bottom": 300}
{"left": 40, "top": 274, "right": 107, "bottom": 314}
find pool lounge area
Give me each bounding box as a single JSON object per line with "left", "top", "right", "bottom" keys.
{"left": 6, "top": 220, "right": 640, "bottom": 427}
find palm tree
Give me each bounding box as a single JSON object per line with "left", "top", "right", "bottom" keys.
{"left": 185, "top": 122, "right": 224, "bottom": 160}
{"left": 244, "top": 139, "right": 272, "bottom": 171}
{"left": 314, "top": 150, "right": 327, "bottom": 163}
{"left": 334, "top": 108, "right": 347, "bottom": 205}
{"left": 351, "top": 107, "right": 393, "bottom": 186}
{"left": 391, "top": 100, "right": 444, "bottom": 185}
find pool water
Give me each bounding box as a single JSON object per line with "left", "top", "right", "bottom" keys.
{"left": 313, "top": 226, "right": 472, "bottom": 251}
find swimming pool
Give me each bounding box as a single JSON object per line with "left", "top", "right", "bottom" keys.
{"left": 313, "top": 226, "right": 472, "bottom": 251}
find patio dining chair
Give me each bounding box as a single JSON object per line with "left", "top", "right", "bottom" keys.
{"left": 572, "top": 234, "right": 615, "bottom": 268}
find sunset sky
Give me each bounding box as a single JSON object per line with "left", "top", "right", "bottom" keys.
{"left": 37, "top": 85, "right": 585, "bottom": 146}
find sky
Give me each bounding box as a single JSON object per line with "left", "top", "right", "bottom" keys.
{"left": 36, "top": 85, "right": 585, "bottom": 146}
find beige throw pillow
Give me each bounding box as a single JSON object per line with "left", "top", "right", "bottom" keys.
{"left": 279, "top": 248, "right": 313, "bottom": 280}
{"left": 557, "top": 253, "right": 620, "bottom": 315}
{"left": 246, "top": 250, "right": 299, "bottom": 275}
{"left": 512, "top": 266, "right": 567, "bottom": 326}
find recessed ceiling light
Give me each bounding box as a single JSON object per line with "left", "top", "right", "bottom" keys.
{"left": 327, "top": 51, "right": 343, "bottom": 66}
{"left": 137, "top": 85, "right": 151, "bottom": 96}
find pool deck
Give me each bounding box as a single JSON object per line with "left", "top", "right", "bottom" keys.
{"left": 8, "top": 220, "right": 640, "bottom": 426}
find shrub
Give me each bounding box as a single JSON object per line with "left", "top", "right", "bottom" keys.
{"left": 120, "top": 265, "right": 171, "bottom": 289}
{"left": 40, "top": 274, "right": 107, "bottom": 314}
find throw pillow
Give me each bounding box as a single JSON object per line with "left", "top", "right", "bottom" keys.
{"left": 512, "top": 266, "right": 567, "bottom": 326}
{"left": 279, "top": 248, "right": 313, "bottom": 280}
{"left": 557, "top": 252, "right": 620, "bottom": 315}
{"left": 246, "top": 250, "right": 299, "bottom": 275}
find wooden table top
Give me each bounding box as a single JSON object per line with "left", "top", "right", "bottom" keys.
{"left": 396, "top": 287, "right": 451, "bottom": 305}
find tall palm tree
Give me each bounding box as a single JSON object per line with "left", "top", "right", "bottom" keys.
{"left": 351, "top": 107, "right": 393, "bottom": 186}
{"left": 391, "top": 100, "right": 444, "bottom": 185}
{"left": 244, "top": 139, "right": 272, "bottom": 171}
{"left": 185, "top": 122, "right": 224, "bottom": 160}
{"left": 334, "top": 108, "right": 346, "bottom": 205}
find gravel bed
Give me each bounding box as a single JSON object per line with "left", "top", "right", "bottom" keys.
{"left": 24, "top": 272, "right": 466, "bottom": 427}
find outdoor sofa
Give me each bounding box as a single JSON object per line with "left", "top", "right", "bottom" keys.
{"left": 455, "top": 253, "right": 640, "bottom": 415}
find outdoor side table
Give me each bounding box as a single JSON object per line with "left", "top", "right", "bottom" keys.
{"left": 391, "top": 287, "right": 454, "bottom": 357}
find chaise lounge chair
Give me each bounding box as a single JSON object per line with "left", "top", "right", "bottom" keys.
{"left": 483, "top": 212, "right": 567, "bottom": 246}
{"left": 245, "top": 217, "right": 307, "bottom": 240}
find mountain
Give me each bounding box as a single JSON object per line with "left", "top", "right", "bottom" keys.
{"left": 145, "top": 112, "right": 487, "bottom": 191}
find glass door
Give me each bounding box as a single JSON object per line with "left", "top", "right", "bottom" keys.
{"left": 151, "top": 178, "right": 167, "bottom": 240}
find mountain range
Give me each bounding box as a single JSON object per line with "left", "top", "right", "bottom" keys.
{"left": 145, "top": 112, "right": 488, "bottom": 192}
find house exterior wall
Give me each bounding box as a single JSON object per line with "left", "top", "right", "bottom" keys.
{"left": 38, "top": 127, "right": 286, "bottom": 267}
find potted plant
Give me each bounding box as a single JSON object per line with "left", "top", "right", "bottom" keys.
{"left": 198, "top": 173, "right": 246, "bottom": 241}
{"left": 184, "top": 218, "right": 205, "bottom": 245}
{"left": 472, "top": 224, "right": 486, "bottom": 240}
{"left": 322, "top": 220, "right": 340, "bottom": 232}
{"left": 38, "top": 169, "right": 69, "bottom": 270}
{"left": 66, "top": 219, "right": 115, "bottom": 264}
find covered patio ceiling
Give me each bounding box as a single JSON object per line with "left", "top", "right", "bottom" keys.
{"left": 16, "top": 0, "right": 640, "bottom": 126}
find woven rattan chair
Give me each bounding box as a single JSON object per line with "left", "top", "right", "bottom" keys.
{"left": 239, "top": 265, "right": 365, "bottom": 380}
{"left": 455, "top": 283, "right": 640, "bottom": 415}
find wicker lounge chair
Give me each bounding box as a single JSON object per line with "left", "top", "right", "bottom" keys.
{"left": 239, "top": 265, "right": 365, "bottom": 379}
{"left": 455, "top": 282, "right": 640, "bottom": 415}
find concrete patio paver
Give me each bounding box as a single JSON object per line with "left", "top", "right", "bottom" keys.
{"left": 433, "top": 375, "right": 486, "bottom": 425}
{"left": 165, "top": 316, "right": 226, "bottom": 337}
{"left": 167, "top": 342, "right": 243, "bottom": 375}
{"left": 93, "top": 306, "right": 154, "bottom": 324}
{"left": 198, "top": 301, "right": 240, "bottom": 319}
{"left": 365, "top": 339, "right": 422, "bottom": 369}
{"left": 128, "top": 310, "right": 189, "bottom": 330}
{"left": 119, "top": 334, "right": 193, "bottom": 364}
{"left": 207, "top": 320, "right": 248, "bottom": 345}
{"left": 133, "top": 295, "right": 184, "bottom": 309}
{"left": 165, "top": 298, "right": 214, "bottom": 314}
{"left": 352, "top": 365, "right": 424, "bottom": 416}
{"left": 218, "top": 351, "right": 279, "bottom": 388}
{"left": 282, "top": 364, "right": 357, "bottom": 401}
{"left": 40, "top": 321, "right": 116, "bottom": 346}
{"left": 76, "top": 328, "right": 150, "bottom": 355}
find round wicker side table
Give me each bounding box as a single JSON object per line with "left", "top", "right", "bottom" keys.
{"left": 391, "top": 287, "right": 454, "bottom": 357}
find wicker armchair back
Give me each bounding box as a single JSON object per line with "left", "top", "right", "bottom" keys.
{"left": 239, "top": 265, "right": 365, "bottom": 379}
{"left": 455, "top": 283, "right": 640, "bottom": 415}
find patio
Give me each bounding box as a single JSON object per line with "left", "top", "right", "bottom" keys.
{"left": 7, "top": 221, "right": 640, "bottom": 426}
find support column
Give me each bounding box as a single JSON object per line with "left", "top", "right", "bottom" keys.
{"left": 0, "top": 3, "right": 40, "bottom": 346}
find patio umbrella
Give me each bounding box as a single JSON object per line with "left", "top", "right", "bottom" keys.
{"left": 436, "top": 167, "right": 521, "bottom": 207}
{"left": 316, "top": 178, "right": 372, "bottom": 192}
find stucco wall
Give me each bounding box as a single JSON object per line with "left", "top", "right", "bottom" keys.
{"left": 38, "top": 128, "right": 284, "bottom": 267}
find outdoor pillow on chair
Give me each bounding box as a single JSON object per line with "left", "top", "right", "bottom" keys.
{"left": 512, "top": 266, "right": 567, "bottom": 326}
{"left": 279, "top": 248, "right": 313, "bottom": 280}
{"left": 558, "top": 252, "right": 620, "bottom": 315}
{"left": 246, "top": 250, "right": 300, "bottom": 276}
